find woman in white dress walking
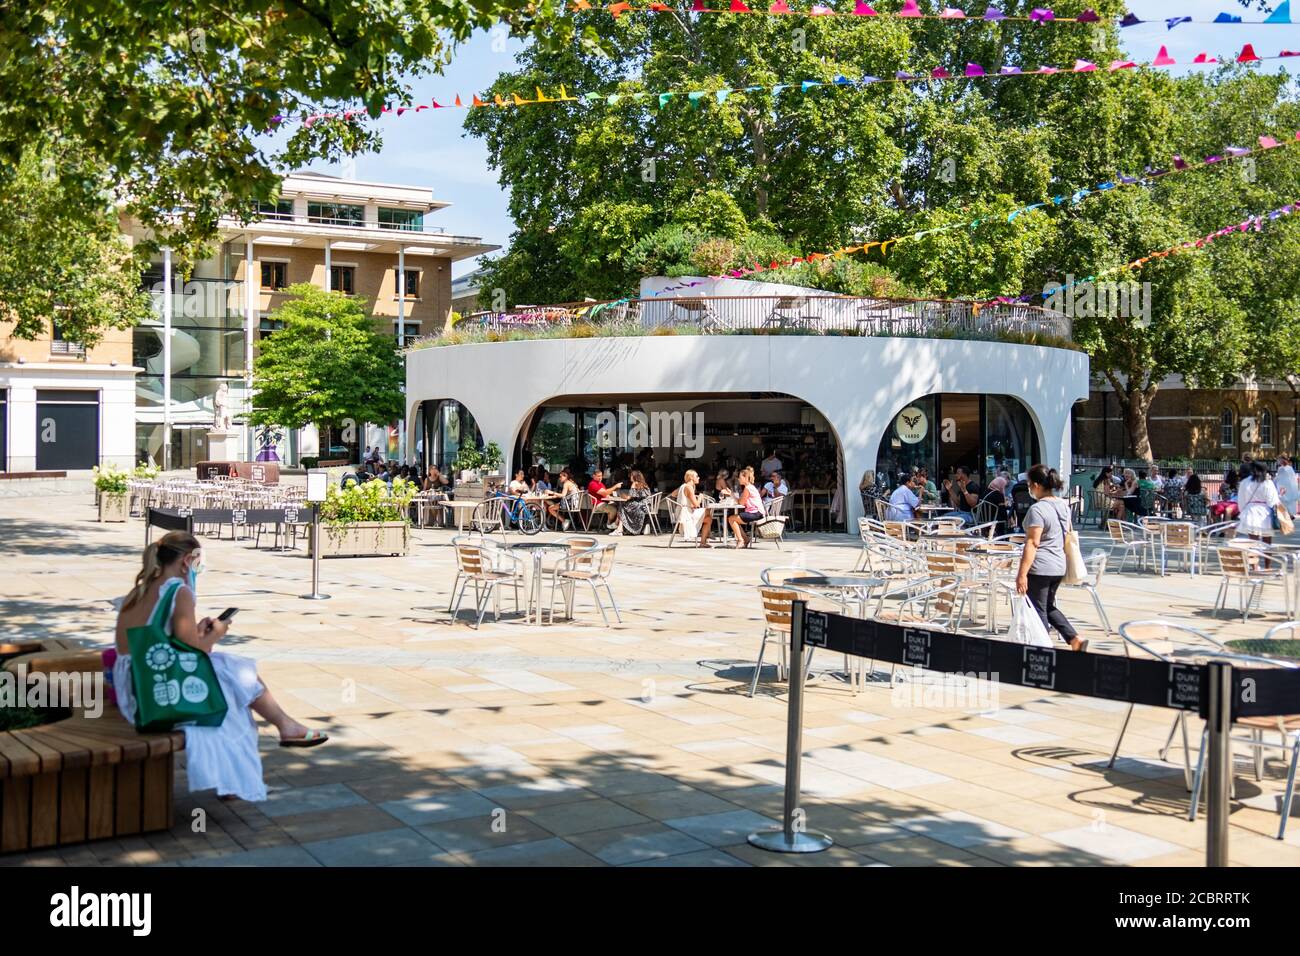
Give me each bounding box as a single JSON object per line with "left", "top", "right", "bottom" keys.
{"left": 1236, "top": 460, "right": 1280, "bottom": 545}
{"left": 1276, "top": 454, "right": 1298, "bottom": 517}
{"left": 113, "top": 532, "right": 327, "bottom": 802}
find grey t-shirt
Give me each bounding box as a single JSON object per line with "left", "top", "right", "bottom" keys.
{"left": 1024, "top": 496, "right": 1071, "bottom": 577}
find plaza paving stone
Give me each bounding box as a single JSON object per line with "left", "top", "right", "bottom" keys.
{"left": 3, "top": 493, "right": 1300, "bottom": 867}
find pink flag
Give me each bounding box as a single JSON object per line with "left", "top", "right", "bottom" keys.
{"left": 940, "top": 7, "right": 965, "bottom": 17}
{"left": 1072, "top": 59, "right": 1097, "bottom": 72}
{"left": 1237, "top": 44, "right": 1260, "bottom": 63}
{"left": 692, "top": 0, "right": 704, "bottom": 9}
{"left": 1192, "top": 53, "right": 1218, "bottom": 64}
{"left": 431, "top": 99, "right": 444, "bottom": 108}
{"left": 769, "top": 0, "right": 791, "bottom": 9}
{"left": 898, "top": 0, "right": 922, "bottom": 16}
{"left": 1152, "top": 46, "right": 1175, "bottom": 66}
{"left": 810, "top": 4, "right": 833, "bottom": 13}
{"left": 931, "top": 67, "right": 952, "bottom": 78}
{"left": 852, "top": 1, "right": 877, "bottom": 13}
{"left": 1281, "top": 50, "right": 1300, "bottom": 57}
{"left": 1036, "top": 65, "right": 1060, "bottom": 74}
{"left": 1259, "top": 135, "right": 1280, "bottom": 148}
{"left": 1108, "top": 60, "right": 1137, "bottom": 71}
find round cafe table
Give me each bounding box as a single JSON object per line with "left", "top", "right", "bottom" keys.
{"left": 508, "top": 540, "right": 571, "bottom": 624}
{"left": 708, "top": 500, "right": 743, "bottom": 545}
{"left": 782, "top": 575, "right": 887, "bottom": 690}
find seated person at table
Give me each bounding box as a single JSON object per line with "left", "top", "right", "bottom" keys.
{"left": 674, "top": 469, "right": 714, "bottom": 548}
{"left": 726, "top": 467, "right": 766, "bottom": 548}
{"left": 942, "top": 466, "right": 982, "bottom": 526}
{"left": 508, "top": 469, "right": 529, "bottom": 495}
{"left": 587, "top": 469, "right": 623, "bottom": 531}
{"left": 546, "top": 469, "right": 582, "bottom": 529}
{"left": 886, "top": 473, "right": 921, "bottom": 522}
{"left": 613, "top": 470, "right": 653, "bottom": 537}
{"left": 713, "top": 470, "right": 734, "bottom": 500}
{"left": 762, "top": 469, "right": 789, "bottom": 500}
{"left": 531, "top": 468, "right": 552, "bottom": 495}
{"left": 914, "top": 466, "right": 940, "bottom": 503}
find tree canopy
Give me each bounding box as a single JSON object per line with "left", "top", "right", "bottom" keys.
{"left": 465, "top": 0, "right": 1300, "bottom": 457}
{"left": 250, "top": 285, "right": 405, "bottom": 433}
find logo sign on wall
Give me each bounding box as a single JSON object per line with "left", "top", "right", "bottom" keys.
{"left": 895, "top": 406, "right": 929, "bottom": 444}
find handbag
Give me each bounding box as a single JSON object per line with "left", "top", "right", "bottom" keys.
{"left": 126, "top": 579, "right": 229, "bottom": 733}
{"left": 1277, "top": 503, "right": 1295, "bottom": 536}
{"left": 1060, "top": 506, "right": 1088, "bottom": 585}
{"left": 1011, "top": 595, "right": 1053, "bottom": 648}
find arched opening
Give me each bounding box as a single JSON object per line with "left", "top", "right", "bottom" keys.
{"left": 415, "top": 399, "right": 485, "bottom": 473}
{"left": 874, "top": 393, "right": 1041, "bottom": 487}
{"left": 515, "top": 392, "right": 847, "bottom": 530}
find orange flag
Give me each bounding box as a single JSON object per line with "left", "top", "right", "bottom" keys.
{"left": 494, "top": 94, "right": 507, "bottom": 107}
{"left": 472, "top": 94, "right": 487, "bottom": 107}
{"left": 455, "top": 94, "right": 463, "bottom": 107}
{"left": 609, "top": 1, "right": 631, "bottom": 15}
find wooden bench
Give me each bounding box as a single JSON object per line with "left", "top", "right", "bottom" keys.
{"left": 1, "top": 645, "right": 185, "bottom": 855}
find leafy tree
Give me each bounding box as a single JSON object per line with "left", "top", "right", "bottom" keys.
{"left": 0, "top": 0, "right": 568, "bottom": 334}
{"left": 249, "top": 284, "right": 404, "bottom": 435}
{"left": 0, "top": 144, "right": 152, "bottom": 345}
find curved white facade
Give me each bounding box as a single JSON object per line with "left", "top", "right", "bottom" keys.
{"left": 406, "top": 334, "right": 1089, "bottom": 527}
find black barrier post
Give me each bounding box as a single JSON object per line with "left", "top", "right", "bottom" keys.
{"left": 748, "top": 601, "right": 833, "bottom": 854}
{"left": 300, "top": 504, "right": 330, "bottom": 601}
{"left": 1205, "top": 660, "right": 1232, "bottom": 867}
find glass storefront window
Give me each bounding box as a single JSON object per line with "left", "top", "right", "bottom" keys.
{"left": 876, "top": 394, "right": 1040, "bottom": 487}
{"left": 418, "top": 399, "right": 483, "bottom": 472}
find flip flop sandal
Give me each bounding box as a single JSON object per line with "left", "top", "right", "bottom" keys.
{"left": 280, "top": 730, "right": 329, "bottom": 748}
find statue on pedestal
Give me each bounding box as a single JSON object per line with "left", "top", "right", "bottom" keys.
{"left": 213, "top": 382, "right": 231, "bottom": 432}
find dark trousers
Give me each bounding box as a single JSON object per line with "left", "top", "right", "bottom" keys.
{"left": 1024, "top": 573, "right": 1078, "bottom": 641}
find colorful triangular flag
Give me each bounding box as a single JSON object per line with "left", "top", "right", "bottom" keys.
{"left": 853, "top": 1, "right": 876, "bottom": 14}
{"left": 1153, "top": 46, "right": 1176, "bottom": 66}
{"left": 1265, "top": 0, "right": 1291, "bottom": 24}
{"left": 898, "top": 0, "right": 922, "bottom": 16}
{"left": 1237, "top": 44, "right": 1261, "bottom": 63}
{"left": 984, "top": 6, "right": 1006, "bottom": 20}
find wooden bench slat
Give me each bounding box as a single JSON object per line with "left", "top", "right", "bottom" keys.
{"left": 114, "top": 761, "right": 143, "bottom": 837}
{"left": 87, "top": 765, "right": 115, "bottom": 841}
{"left": 35, "top": 725, "right": 127, "bottom": 767}
{"left": 21, "top": 725, "right": 91, "bottom": 771}
{"left": 1, "top": 778, "right": 31, "bottom": 853}
{"left": 0, "top": 734, "right": 42, "bottom": 777}
{"left": 7, "top": 732, "right": 64, "bottom": 774}
{"left": 59, "top": 768, "right": 88, "bottom": 845}
{"left": 28, "top": 774, "right": 58, "bottom": 848}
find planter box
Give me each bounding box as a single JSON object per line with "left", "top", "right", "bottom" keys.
{"left": 98, "top": 492, "right": 129, "bottom": 522}
{"left": 311, "top": 521, "right": 409, "bottom": 558}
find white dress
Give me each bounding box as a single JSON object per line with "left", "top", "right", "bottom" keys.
{"left": 1236, "top": 477, "right": 1279, "bottom": 537}
{"left": 674, "top": 484, "right": 707, "bottom": 538}
{"left": 1277, "top": 465, "right": 1299, "bottom": 516}
{"left": 114, "top": 579, "right": 269, "bottom": 802}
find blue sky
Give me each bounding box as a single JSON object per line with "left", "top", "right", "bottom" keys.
{"left": 292, "top": 1, "right": 1300, "bottom": 278}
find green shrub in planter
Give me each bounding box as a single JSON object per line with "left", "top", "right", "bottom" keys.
{"left": 301, "top": 456, "right": 319, "bottom": 469}
{"left": 91, "top": 464, "right": 129, "bottom": 495}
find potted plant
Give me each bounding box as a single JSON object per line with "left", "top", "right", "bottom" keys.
{"left": 482, "top": 441, "right": 504, "bottom": 479}
{"left": 453, "top": 445, "right": 485, "bottom": 484}
{"left": 311, "top": 476, "right": 416, "bottom": 557}
{"left": 92, "top": 465, "right": 130, "bottom": 522}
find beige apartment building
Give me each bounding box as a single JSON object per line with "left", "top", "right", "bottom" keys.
{"left": 124, "top": 171, "right": 497, "bottom": 469}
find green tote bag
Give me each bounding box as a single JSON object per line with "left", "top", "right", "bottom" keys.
{"left": 126, "top": 579, "right": 229, "bottom": 733}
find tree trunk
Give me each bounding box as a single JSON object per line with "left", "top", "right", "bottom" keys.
{"left": 750, "top": 113, "right": 769, "bottom": 219}
{"left": 1124, "top": 391, "right": 1155, "bottom": 464}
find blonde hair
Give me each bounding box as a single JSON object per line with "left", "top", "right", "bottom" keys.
{"left": 859, "top": 470, "right": 876, "bottom": 492}
{"left": 683, "top": 469, "right": 699, "bottom": 484}
{"left": 122, "top": 531, "right": 201, "bottom": 612}
{"left": 738, "top": 466, "right": 755, "bottom": 484}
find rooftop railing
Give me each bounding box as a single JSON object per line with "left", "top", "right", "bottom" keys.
{"left": 437, "top": 294, "right": 1072, "bottom": 345}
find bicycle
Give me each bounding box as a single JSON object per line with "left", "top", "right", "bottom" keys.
{"left": 495, "top": 493, "right": 544, "bottom": 535}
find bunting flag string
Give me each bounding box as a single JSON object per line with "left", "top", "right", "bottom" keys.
{"left": 557, "top": 0, "right": 1296, "bottom": 27}
{"left": 984, "top": 199, "right": 1300, "bottom": 307}
{"left": 291, "top": 44, "right": 1300, "bottom": 126}
{"left": 649, "top": 128, "right": 1300, "bottom": 294}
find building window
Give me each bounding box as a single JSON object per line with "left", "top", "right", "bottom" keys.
{"left": 330, "top": 266, "right": 355, "bottom": 295}
{"left": 1220, "top": 407, "right": 1235, "bottom": 448}
{"left": 261, "top": 261, "right": 287, "bottom": 290}
{"left": 256, "top": 200, "right": 294, "bottom": 221}
{"left": 378, "top": 207, "right": 423, "bottom": 231}
{"left": 50, "top": 317, "right": 85, "bottom": 356}
{"left": 307, "top": 201, "right": 364, "bottom": 226}
{"left": 259, "top": 316, "right": 283, "bottom": 340}
{"left": 395, "top": 322, "right": 420, "bottom": 343}
{"left": 396, "top": 268, "right": 420, "bottom": 298}
{"left": 1261, "top": 408, "right": 1275, "bottom": 447}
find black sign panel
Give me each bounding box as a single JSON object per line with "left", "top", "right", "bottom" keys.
{"left": 903, "top": 628, "right": 931, "bottom": 668}
{"left": 803, "top": 610, "right": 828, "bottom": 648}
{"left": 1091, "top": 655, "right": 1132, "bottom": 702}
{"left": 1022, "top": 647, "right": 1057, "bottom": 690}
{"left": 1167, "top": 664, "right": 1203, "bottom": 711}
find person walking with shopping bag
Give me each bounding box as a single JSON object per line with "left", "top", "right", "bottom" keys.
{"left": 1015, "top": 464, "right": 1087, "bottom": 652}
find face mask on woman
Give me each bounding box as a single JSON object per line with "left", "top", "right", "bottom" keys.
{"left": 185, "top": 551, "right": 205, "bottom": 593}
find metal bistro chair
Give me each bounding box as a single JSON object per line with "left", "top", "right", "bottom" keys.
{"left": 1108, "top": 620, "right": 1229, "bottom": 789}
{"left": 749, "top": 494, "right": 790, "bottom": 548}
{"left": 673, "top": 297, "right": 725, "bottom": 333}
{"left": 750, "top": 586, "right": 808, "bottom": 697}
{"left": 470, "top": 498, "right": 509, "bottom": 543}
{"left": 448, "top": 538, "right": 524, "bottom": 629}
{"left": 1067, "top": 550, "right": 1114, "bottom": 637}
{"left": 1106, "top": 519, "right": 1153, "bottom": 573}
{"left": 1213, "top": 545, "right": 1288, "bottom": 622}
{"left": 1187, "top": 626, "right": 1300, "bottom": 839}
{"left": 548, "top": 542, "right": 621, "bottom": 625}
{"left": 560, "top": 490, "right": 593, "bottom": 532}
{"left": 641, "top": 491, "right": 664, "bottom": 535}
{"left": 1155, "top": 521, "right": 1198, "bottom": 575}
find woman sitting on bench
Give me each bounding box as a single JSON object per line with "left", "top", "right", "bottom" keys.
{"left": 113, "top": 532, "right": 328, "bottom": 803}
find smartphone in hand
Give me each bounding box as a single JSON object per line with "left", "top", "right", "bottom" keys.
{"left": 217, "top": 607, "right": 239, "bottom": 622}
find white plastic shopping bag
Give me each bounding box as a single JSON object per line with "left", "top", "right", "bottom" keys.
{"left": 1010, "top": 595, "right": 1053, "bottom": 648}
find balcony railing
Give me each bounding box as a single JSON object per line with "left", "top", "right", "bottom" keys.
{"left": 50, "top": 340, "right": 86, "bottom": 357}
{"left": 240, "top": 211, "right": 485, "bottom": 245}
{"left": 446, "top": 295, "right": 1072, "bottom": 344}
